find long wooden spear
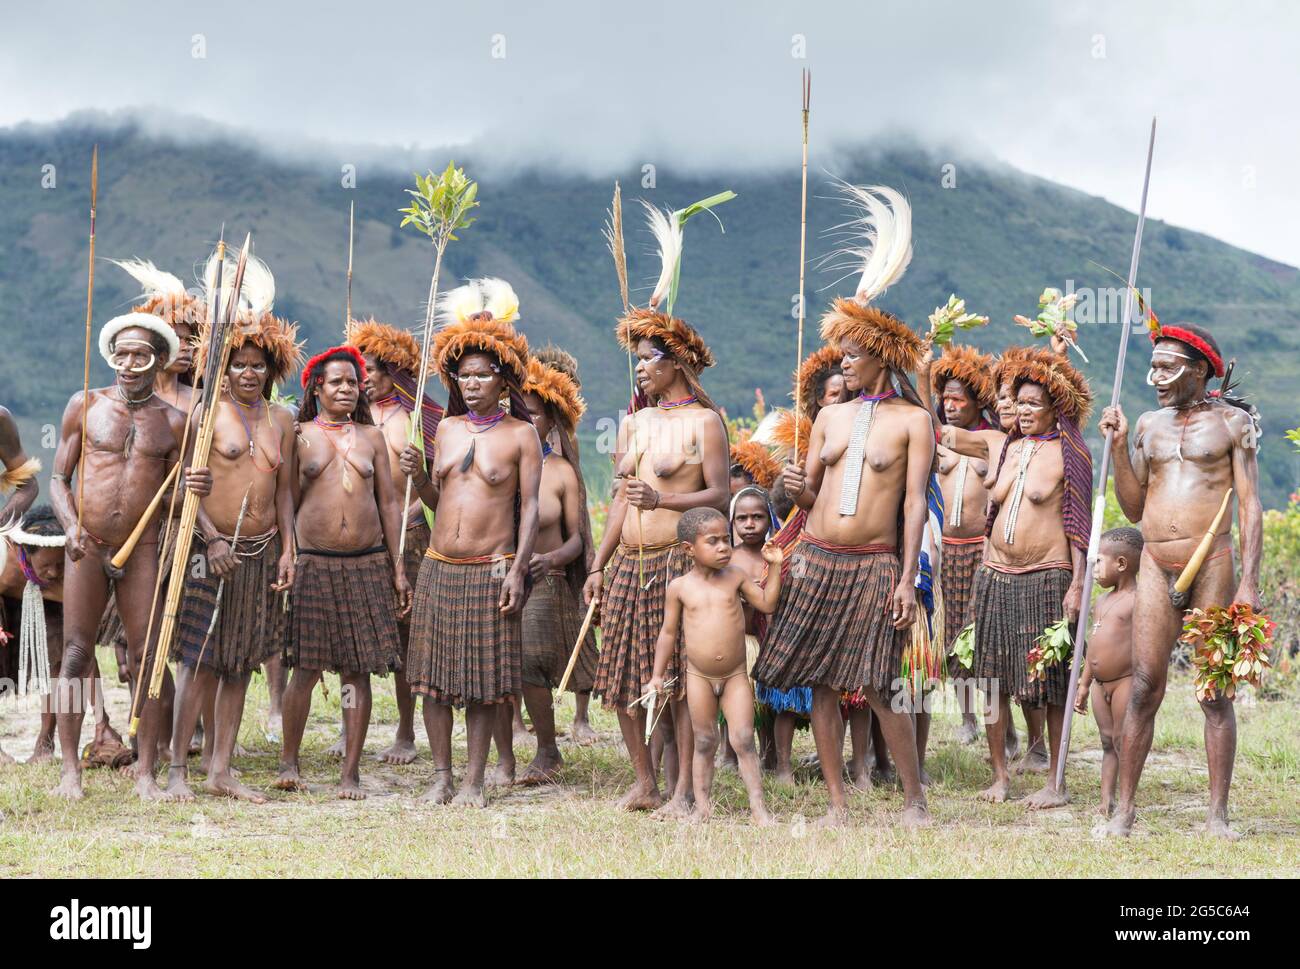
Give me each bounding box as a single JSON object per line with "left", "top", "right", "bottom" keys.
{"left": 793, "top": 70, "right": 811, "bottom": 458}
{"left": 344, "top": 200, "right": 355, "bottom": 337}
{"left": 133, "top": 234, "right": 250, "bottom": 733}
{"left": 396, "top": 163, "right": 480, "bottom": 555}
{"left": 76, "top": 146, "right": 99, "bottom": 535}
{"left": 1054, "top": 118, "right": 1157, "bottom": 791}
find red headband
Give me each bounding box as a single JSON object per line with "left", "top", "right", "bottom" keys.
{"left": 302, "top": 345, "right": 368, "bottom": 390}
{"left": 1150, "top": 326, "right": 1225, "bottom": 379}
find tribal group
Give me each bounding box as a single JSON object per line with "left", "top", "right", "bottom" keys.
{"left": 0, "top": 182, "right": 1263, "bottom": 837}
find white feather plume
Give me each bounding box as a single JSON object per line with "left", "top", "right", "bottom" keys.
{"left": 438, "top": 281, "right": 486, "bottom": 326}
{"left": 238, "top": 255, "right": 276, "bottom": 317}
{"left": 641, "top": 200, "right": 681, "bottom": 310}
{"left": 479, "top": 277, "right": 519, "bottom": 323}
{"left": 109, "top": 258, "right": 187, "bottom": 300}
{"left": 201, "top": 250, "right": 275, "bottom": 318}
{"left": 437, "top": 278, "right": 520, "bottom": 326}
{"left": 826, "top": 182, "right": 913, "bottom": 304}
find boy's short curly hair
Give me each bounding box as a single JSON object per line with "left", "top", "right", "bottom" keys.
{"left": 1102, "top": 527, "right": 1144, "bottom": 563}
{"left": 677, "top": 506, "right": 727, "bottom": 544}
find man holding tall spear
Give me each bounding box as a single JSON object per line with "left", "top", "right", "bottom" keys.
{"left": 48, "top": 313, "right": 212, "bottom": 800}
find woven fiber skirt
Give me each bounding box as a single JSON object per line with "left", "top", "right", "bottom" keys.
{"left": 396, "top": 520, "right": 432, "bottom": 659}
{"left": 592, "top": 542, "right": 688, "bottom": 709}
{"left": 175, "top": 531, "right": 285, "bottom": 679}
{"left": 284, "top": 548, "right": 401, "bottom": 675}
{"left": 941, "top": 538, "right": 984, "bottom": 676}
{"left": 407, "top": 551, "right": 522, "bottom": 706}
{"left": 521, "top": 571, "right": 598, "bottom": 692}
{"left": 972, "top": 564, "right": 1072, "bottom": 707}
{"left": 752, "top": 540, "right": 905, "bottom": 696}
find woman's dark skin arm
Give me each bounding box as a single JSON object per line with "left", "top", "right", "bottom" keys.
{"left": 272, "top": 406, "right": 297, "bottom": 592}
{"left": 781, "top": 406, "right": 829, "bottom": 511}
{"left": 531, "top": 460, "right": 584, "bottom": 579}
{"left": 500, "top": 424, "right": 541, "bottom": 615}
{"left": 370, "top": 424, "right": 412, "bottom": 617}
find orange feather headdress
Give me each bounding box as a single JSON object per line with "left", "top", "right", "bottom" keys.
{"left": 194, "top": 314, "right": 306, "bottom": 396}
{"left": 793, "top": 344, "right": 845, "bottom": 417}
{"left": 1003, "top": 346, "right": 1093, "bottom": 423}
{"left": 770, "top": 410, "right": 812, "bottom": 464}
{"left": 729, "top": 435, "right": 780, "bottom": 490}
{"left": 931, "top": 343, "right": 996, "bottom": 409}
{"left": 431, "top": 278, "right": 530, "bottom": 386}
{"left": 616, "top": 307, "right": 715, "bottom": 375}
{"left": 346, "top": 318, "right": 421, "bottom": 376}
{"left": 523, "top": 357, "right": 586, "bottom": 432}
{"left": 820, "top": 299, "right": 923, "bottom": 375}
{"left": 532, "top": 345, "right": 581, "bottom": 387}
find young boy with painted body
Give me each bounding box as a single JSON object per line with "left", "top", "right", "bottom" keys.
{"left": 1074, "top": 527, "right": 1142, "bottom": 817}
{"left": 648, "top": 507, "right": 781, "bottom": 826}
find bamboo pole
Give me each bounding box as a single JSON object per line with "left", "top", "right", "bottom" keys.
{"left": 1054, "top": 119, "right": 1157, "bottom": 792}
{"left": 793, "top": 70, "right": 811, "bottom": 459}
{"left": 399, "top": 243, "right": 445, "bottom": 556}
{"left": 345, "top": 200, "right": 354, "bottom": 337}
{"left": 76, "top": 146, "right": 99, "bottom": 535}
{"left": 132, "top": 235, "right": 250, "bottom": 733}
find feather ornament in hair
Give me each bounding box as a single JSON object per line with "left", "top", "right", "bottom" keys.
{"left": 110, "top": 258, "right": 186, "bottom": 301}
{"left": 642, "top": 201, "right": 681, "bottom": 311}
{"left": 479, "top": 277, "right": 519, "bottom": 324}
{"left": 438, "top": 281, "right": 485, "bottom": 326}
{"left": 828, "top": 182, "right": 913, "bottom": 304}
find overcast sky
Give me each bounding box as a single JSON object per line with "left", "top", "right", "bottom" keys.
{"left": 4, "top": 0, "right": 1298, "bottom": 265}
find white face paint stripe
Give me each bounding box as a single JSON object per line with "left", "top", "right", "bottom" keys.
{"left": 1146, "top": 365, "right": 1185, "bottom": 387}
{"left": 1151, "top": 349, "right": 1194, "bottom": 360}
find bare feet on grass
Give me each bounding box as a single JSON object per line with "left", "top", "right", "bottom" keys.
{"left": 1205, "top": 814, "right": 1241, "bottom": 840}
{"left": 135, "top": 772, "right": 175, "bottom": 802}
{"left": 616, "top": 781, "right": 662, "bottom": 812}
{"left": 1024, "top": 782, "right": 1069, "bottom": 810}
{"left": 978, "top": 778, "right": 1010, "bottom": 803}
{"left": 487, "top": 760, "right": 515, "bottom": 789}
{"left": 451, "top": 783, "right": 488, "bottom": 808}
{"left": 337, "top": 772, "right": 367, "bottom": 801}
{"left": 274, "top": 764, "right": 308, "bottom": 792}
{"left": 956, "top": 719, "right": 979, "bottom": 745}
{"left": 165, "top": 766, "right": 197, "bottom": 803}
{"left": 518, "top": 749, "right": 563, "bottom": 786}
{"left": 51, "top": 771, "right": 84, "bottom": 800}
{"left": 204, "top": 773, "right": 268, "bottom": 804}
{"left": 651, "top": 794, "right": 693, "bottom": 821}
{"left": 377, "top": 739, "right": 417, "bottom": 765}
{"left": 569, "top": 719, "right": 599, "bottom": 746}
{"left": 813, "top": 806, "right": 849, "bottom": 829}
{"left": 900, "top": 804, "right": 932, "bottom": 829}
{"left": 419, "top": 771, "right": 455, "bottom": 804}
{"left": 325, "top": 734, "right": 346, "bottom": 759}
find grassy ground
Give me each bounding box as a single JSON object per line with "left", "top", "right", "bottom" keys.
{"left": 1, "top": 650, "right": 1296, "bottom": 878}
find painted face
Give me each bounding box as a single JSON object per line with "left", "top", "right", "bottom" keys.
{"left": 942, "top": 378, "right": 980, "bottom": 428}
{"left": 316, "top": 359, "right": 360, "bottom": 416}
{"left": 167, "top": 322, "right": 195, "bottom": 376}
{"left": 227, "top": 344, "right": 270, "bottom": 401}
{"left": 996, "top": 380, "right": 1016, "bottom": 431}
{"left": 838, "top": 338, "right": 882, "bottom": 394}
{"left": 523, "top": 391, "right": 554, "bottom": 442}
{"left": 1015, "top": 382, "right": 1056, "bottom": 437}
{"left": 819, "top": 373, "right": 846, "bottom": 408}
{"left": 687, "top": 517, "right": 732, "bottom": 569}
{"left": 361, "top": 353, "right": 395, "bottom": 403}
{"left": 454, "top": 352, "right": 505, "bottom": 413}
{"left": 1148, "top": 339, "right": 1205, "bottom": 408}
{"left": 732, "top": 494, "right": 770, "bottom": 546}
{"left": 633, "top": 338, "right": 677, "bottom": 398}
{"left": 110, "top": 326, "right": 165, "bottom": 396}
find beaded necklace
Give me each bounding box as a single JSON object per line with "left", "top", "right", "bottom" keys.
{"left": 314, "top": 415, "right": 357, "bottom": 492}
{"left": 838, "top": 389, "right": 898, "bottom": 516}
{"left": 1003, "top": 430, "right": 1059, "bottom": 545}
{"left": 657, "top": 394, "right": 697, "bottom": 409}
{"left": 229, "top": 392, "right": 281, "bottom": 472}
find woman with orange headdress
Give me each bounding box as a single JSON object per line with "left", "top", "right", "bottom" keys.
{"left": 969, "top": 346, "right": 1093, "bottom": 808}
{"left": 166, "top": 289, "right": 304, "bottom": 803}
{"left": 583, "top": 305, "right": 730, "bottom": 816}
{"left": 400, "top": 278, "right": 541, "bottom": 808}
{"left": 498, "top": 354, "right": 597, "bottom": 783}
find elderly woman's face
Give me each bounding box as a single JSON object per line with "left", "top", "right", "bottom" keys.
{"left": 455, "top": 352, "right": 505, "bottom": 413}
{"left": 837, "top": 339, "right": 882, "bottom": 394}
{"left": 1015, "top": 382, "right": 1056, "bottom": 437}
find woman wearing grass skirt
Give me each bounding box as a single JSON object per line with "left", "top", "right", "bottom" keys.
{"left": 400, "top": 279, "right": 541, "bottom": 809}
